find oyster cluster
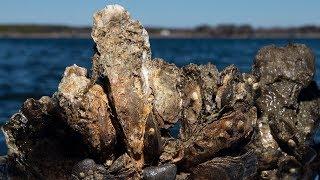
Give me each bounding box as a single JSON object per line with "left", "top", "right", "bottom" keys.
{"left": 1, "top": 4, "right": 320, "bottom": 180}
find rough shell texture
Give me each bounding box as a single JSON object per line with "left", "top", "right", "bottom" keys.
{"left": 108, "top": 153, "right": 140, "bottom": 179}
{"left": 179, "top": 107, "right": 257, "bottom": 169}
{"left": 145, "top": 59, "right": 182, "bottom": 128}
{"left": 71, "top": 159, "right": 110, "bottom": 180}
{"left": 56, "top": 65, "right": 116, "bottom": 159}
{"left": 2, "top": 4, "right": 320, "bottom": 180}
{"left": 253, "top": 43, "right": 315, "bottom": 87}
{"left": 91, "top": 4, "right": 155, "bottom": 170}
{"left": 254, "top": 44, "right": 320, "bottom": 167}
{"left": 245, "top": 116, "right": 283, "bottom": 170}
{"left": 3, "top": 97, "right": 90, "bottom": 179}
{"left": 189, "top": 152, "right": 257, "bottom": 180}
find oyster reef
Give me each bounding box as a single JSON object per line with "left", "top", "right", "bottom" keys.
{"left": 1, "top": 4, "right": 320, "bottom": 180}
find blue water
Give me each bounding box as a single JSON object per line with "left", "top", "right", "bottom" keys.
{"left": 0, "top": 38, "right": 319, "bottom": 155}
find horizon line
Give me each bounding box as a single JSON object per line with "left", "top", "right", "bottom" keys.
{"left": 0, "top": 23, "right": 320, "bottom": 29}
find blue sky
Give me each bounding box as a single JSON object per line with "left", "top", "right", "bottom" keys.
{"left": 1, "top": 0, "right": 320, "bottom": 28}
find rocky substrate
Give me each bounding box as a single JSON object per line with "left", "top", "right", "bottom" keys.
{"left": 1, "top": 4, "right": 320, "bottom": 180}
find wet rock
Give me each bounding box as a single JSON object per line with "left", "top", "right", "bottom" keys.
{"left": 142, "top": 163, "right": 177, "bottom": 180}
{"left": 189, "top": 152, "right": 258, "bottom": 180}
{"left": 108, "top": 153, "right": 140, "bottom": 179}
{"left": 71, "top": 159, "right": 111, "bottom": 180}
{"left": 56, "top": 65, "right": 116, "bottom": 160}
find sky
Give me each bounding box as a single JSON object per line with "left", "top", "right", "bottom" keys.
{"left": 1, "top": 0, "right": 320, "bottom": 28}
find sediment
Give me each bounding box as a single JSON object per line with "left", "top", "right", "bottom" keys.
{"left": 1, "top": 4, "right": 320, "bottom": 180}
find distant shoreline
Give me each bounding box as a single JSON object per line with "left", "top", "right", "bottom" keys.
{"left": 1, "top": 34, "right": 320, "bottom": 39}
{"left": 1, "top": 24, "right": 320, "bottom": 39}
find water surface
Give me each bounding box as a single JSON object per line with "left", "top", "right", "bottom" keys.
{"left": 0, "top": 38, "right": 319, "bottom": 154}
